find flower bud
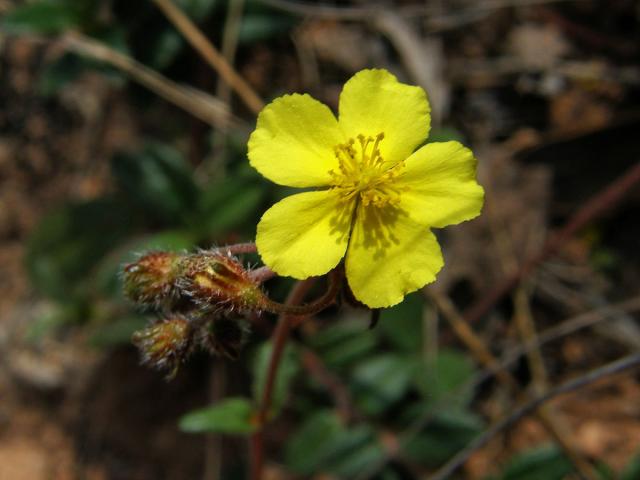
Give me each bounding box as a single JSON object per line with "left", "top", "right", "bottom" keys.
{"left": 199, "top": 316, "right": 249, "bottom": 360}
{"left": 123, "top": 251, "right": 183, "bottom": 307}
{"left": 132, "top": 316, "right": 192, "bottom": 378}
{"left": 179, "top": 252, "right": 266, "bottom": 313}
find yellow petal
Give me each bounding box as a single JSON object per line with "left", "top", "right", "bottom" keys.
{"left": 398, "top": 141, "right": 484, "bottom": 228}
{"left": 248, "top": 94, "right": 344, "bottom": 188}
{"left": 345, "top": 205, "right": 443, "bottom": 308}
{"left": 256, "top": 190, "right": 354, "bottom": 279}
{"left": 338, "top": 69, "right": 430, "bottom": 165}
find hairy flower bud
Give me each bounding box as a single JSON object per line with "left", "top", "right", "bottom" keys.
{"left": 180, "top": 252, "right": 266, "bottom": 313}
{"left": 132, "top": 316, "right": 192, "bottom": 378}
{"left": 123, "top": 251, "right": 184, "bottom": 307}
{"left": 199, "top": 316, "right": 249, "bottom": 360}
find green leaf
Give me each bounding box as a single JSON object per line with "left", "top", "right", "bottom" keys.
{"left": 25, "top": 197, "right": 135, "bottom": 301}
{"left": 377, "top": 292, "right": 424, "bottom": 352}
{"left": 621, "top": 452, "right": 640, "bottom": 480}
{"left": 499, "top": 444, "right": 573, "bottom": 480}
{"left": 176, "top": 0, "right": 219, "bottom": 19}
{"left": 111, "top": 143, "right": 199, "bottom": 224}
{"left": 2, "top": 1, "right": 81, "bottom": 34}
{"left": 198, "top": 174, "right": 265, "bottom": 236}
{"left": 413, "top": 348, "right": 476, "bottom": 405}
{"left": 25, "top": 302, "right": 86, "bottom": 341}
{"left": 253, "top": 341, "right": 300, "bottom": 415}
{"left": 285, "top": 410, "right": 343, "bottom": 474}
{"left": 239, "top": 14, "right": 295, "bottom": 44}
{"left": 351, "top": 354, "right": 415, "bottom": 415}
{"left": 402, "top": 409, "right": 484, "bottom": 467}
{"left": 308, "top": 319, "right": 378, "bottom": 370}
{"left": 148, "top": 30, "right": 184, "bottom": 70}
{"left": 89, "top": 316, "right": 148, "bottom": 347}
{"left": 38, "top": 53, "right": 84, "bottom": 96}
{"left": 426, "top": 126, "right": 465, "bottom": 144}
{"left": 179, "top": 397, "right": 256, "bottom": 434}
{"left": 285, "top": 410, "right": 383, "bottom": 477}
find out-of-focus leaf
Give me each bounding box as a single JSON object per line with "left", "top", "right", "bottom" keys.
{"left": 176, "top": 0, "right": 219, "bottom": 19}
{"left": 148, "top": 30, "right": 184, "bottom": 70}
{"left": 621, "top": 452, "right": 640, "bottom": 480}
{"left": 111, "top": 143, "right": 199, "bottom": 224}
{"left": 25, "top": 303, "right": 86, "bottom": 341}
{"left": 239, "top": 14, "right": 295, "bottom": 44}
{"left": 379, "top": 470, "right": 403, "bottom": 480}
{"left": 253, "top": 341, "right": 299, "bottom": 414}
{"left": 285, "top": 410, "right": 342, "bottom": 473}
{"left": 89, "top": 316, "right": 147, "bottom": 347}
{"left": 2, "top": 1, "right": 82, "bottom": 34}
{"left": 377, "top": 292, "right": 424, "bottom": 352}
{"left": 351, "top": 354, "right": 415, "bottom": 415}
{"left": 285, "top": 410, "right": 383, "bottom": 477}
{"left": 426, "top": 126, "right": 465, "bottom": 144}
{"left": 38, "top": 54, "right": 84, "bottom": 96}
{"left": 199, "top": 173, "right": 265, "bottom": 236}
{"left": 402, "top": 409, "right": 484, "bottom": 467}
{"left": 308, "top": 319, "right": 378, "bottom": 370}
{"left": 498, "top": 445, "right": 573, "bottom": 480}
{"left": 25, "top": 198, "right": 135, "bottom": 301}
{"left": 38, "top": 27, "right": 128, "bottom": 96}
{"left": 179, "top": 397, "right": 256, "bottom": 434}
{"left": 413, "top": 348, "right": 476, "bottom": 405}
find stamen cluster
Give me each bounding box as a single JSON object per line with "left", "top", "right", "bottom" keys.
{"left": 329, "top": 132, "right": 406, "bottom": 208}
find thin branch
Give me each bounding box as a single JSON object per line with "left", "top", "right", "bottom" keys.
{"left": 426, "top": 289, "right": 598, "bottom": 480}
{"left": 427, "top": 353, "right": 640, "bottom": 480}
{"left": 258, "top": 0, "right": 570, "bottom": 21}
{"left": 59, "top": 32, "right": 236, "bottom": 128}
{"left": 464, "top": 161, "right": 640, "bottom": 325}
{"left": 355, "top": 294, "right": 640, "bottom": 479}
{"left": 257, "top": 0, "right": 374, "bottom": 20}
{"left": 152, "top": 0, "right": 264, "bottom": 115}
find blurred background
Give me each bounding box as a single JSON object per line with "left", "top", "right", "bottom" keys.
{"left": 1, "top": 0, "right": 640, "bottom": 479}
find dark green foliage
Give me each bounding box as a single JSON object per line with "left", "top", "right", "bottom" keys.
{"left": 285, "top": 410, "right": 383, "bottom": 477}
{"left": 2, "top": 1, "right": 84, "bottom": 34}
{"left": 26, "top": 197, "right": 136, "bottom": 302}
{"left": 494, "top": 445, "right": 574, "bottom": 480}
{"left": 179, "top": 397, "right": 256, "bottom": 434}
{"left": 253, "top": 342, "right": 300, "bottom": 415}
{"left": 111, "top": 143, "right": 199, "bottom": 225}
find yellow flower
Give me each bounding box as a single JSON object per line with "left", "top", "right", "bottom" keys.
{"left": 248, "top": 69, "right": 484, "bottom": 308}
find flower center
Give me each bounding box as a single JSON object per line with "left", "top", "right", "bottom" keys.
{"left": 328, "top": 132, "right": 405, "bottom": 208}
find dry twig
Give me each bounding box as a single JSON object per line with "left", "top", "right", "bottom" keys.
{"left": 152, "top": 0, "right": 264, "bottom": 114}
{"left": 464, "top": 161, "right": 640, "bottom": 325}
{"left": 427, "top": 353, "right": 640, "bottom": 480}
{"left": 427, "top": 289, "right": 599, "bottom": 480}
{"left": 355, "top": 294, "right": 640, "bottom": 479}
{"left": 60, "top": 32, "right": 236, "bottom": 129}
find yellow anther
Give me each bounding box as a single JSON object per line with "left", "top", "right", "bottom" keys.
{"left": 329, "top": 132, "right": 407, "bottom": 208}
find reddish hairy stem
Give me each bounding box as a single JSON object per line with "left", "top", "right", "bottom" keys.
{"left": 249, "top": 266, "right": 277, "bottom": 283}
{"left": 260, "top": 269, "right": 343, "bottom": 317}
{"left": 221, "top": 242, "right": 257, "bottom": 255}
{"left": 249, "top": 278, "right": 318, "bottom": 480}
{"left": 464, "top": 161, "right": 640, "bottom": 325}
